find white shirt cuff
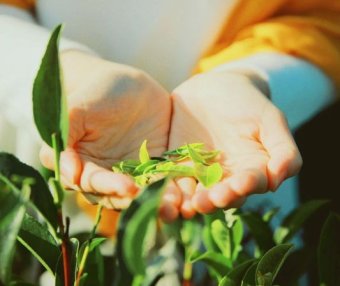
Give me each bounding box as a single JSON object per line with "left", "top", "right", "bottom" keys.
{"left": 214, "top": 52, "right": 336, "bottom": 131}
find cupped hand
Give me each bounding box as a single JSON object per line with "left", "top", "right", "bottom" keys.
{"left": 160, "top": 71, "right": 302, "bottom": 221}
{"left": 40, "top": 50, "right": 171, "bottom": 209}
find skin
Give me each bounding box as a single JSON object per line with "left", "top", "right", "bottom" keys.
{"left": 165, "top": 71, "right": 302, "bottom": 219}
{"left": 40, "top": 50, "right": 302, "bottom": 221}
{"left": 40, "top": 50, "right": 171, "bottom": 209}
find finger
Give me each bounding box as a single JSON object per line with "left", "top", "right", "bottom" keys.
{"left": 175, "top": 177, "right": 196, "bottom": 196}
{"left": 39, "top": 144, "right": 54, "bottom": 170}
{"left": 99, "top": 196, "right": 133, "bottom": 210}
{"left": 80, "top": 161, "right": 138, "bottom": 197}
{"left": 40, "top": 145, "right": 83, "bottom": 189}
{"left": 260, "top": 110, "right": 303, "bottom": 190}
{"left": 226, "top": 168, "right": 267, "bottom": 196}
{"left": 192, "top": 188, "right": 216, "bottom": 214}
{"left": 159, "top": 203, "right": 179, "bottom": 223}
{"left": 180, "top": 198, "right": 196, "bottom": 219}
{"left": 162, "top": 180, "right": 182, "bottom": 208}
{"left": 82, "top": 193, "right": 132, "bottom": 210}
{"left": 208, "top": 181, "right": 242, "bottom": 208}
{"left": 175, "top": 177, "right": 196, "bottom": 219}
{"left": 60, "top": 148, "right": 82, "bottom": 187}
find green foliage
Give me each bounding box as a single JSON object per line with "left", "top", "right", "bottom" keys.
{"left": 0, "top": 178, "right": 30, "bottom": 284}
{"left": 255, "top": 244, "right": 293, "bottom": 285}
{"left": 115, "top": 179, "right": 167, "bottom": 285}
{"left": 0, "top": 153, "right": 58, "bottom": 229}
{"left": 240, "top": 212, "right": 275, "bottom": 255}
{"left": 274, "top": 199, "right": 329, "bottom": 244}
{"left": 112, "top": 142, "right": 222, "bottom": 187}
{"left": 219, "top": 259, "right": 257, "bottom": 286}
{"left": 32, "top": 24, "right": 68, "bottom": 149}
{"left": 17, "top": 214, "right": 60, "bottom": 274}
{"left": 318, "top": 213, "right": 340, "bottom": 286}
{"left": 1, "top": 24, "right": 340, "bottom": 286}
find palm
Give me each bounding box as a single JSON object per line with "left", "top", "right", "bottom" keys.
{"left": 165, "top": 72, "right": 301, "bottom": 217}
{"left": 41, "top": 52, "right": 171, "bottom": 207}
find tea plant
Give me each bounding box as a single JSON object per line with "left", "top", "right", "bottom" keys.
{"left": 0, "top": 25, "right": 340, "bottom": 286}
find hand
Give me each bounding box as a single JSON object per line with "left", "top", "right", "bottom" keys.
{"left": 40, "top": 50, "right": 171, "bottom": 209}
{"left": 160, "top": 71, "right": 302, "bottom": 221}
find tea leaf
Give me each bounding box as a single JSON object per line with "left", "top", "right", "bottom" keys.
{"left": 263, "top": 207, "right": 280, "bottom": 223}
{"left": 255, "top": 244, "right": 293, "bottom": 286}
{"left": 318, "top": 213, "right": 340, "bottom": 286}
{"left": 153, "top": 161, "right": 195, "bottom": 177}
{"left": 0, "top": 153, "right": 58, "bottom": 229}
{"left": 240, "top": 212, "right": 275, "bottom": 255}
{"left": 190, "top": 251, "right": 231, "bottom": 278}
{"left": 219, "top": 259, "right": 257, "bottom": 286}
{"left": 275, "top": 199, "right": 329, "bottom": 244}
{"left": 33, "top": 24, "right": 68, "bottom": 148}
{"left": 139, "top": 140, "right": 150, "bottom": 164}
{"left": 133, "top": 160, "right": 159, "bottom": 176}
{"left": 195, "top": 162, "right": 223, "bottom": 188}
{"left": 0, "top": 181, "right": 29, "bottom": 284}
{"left": 187, "top": 144, "right": 206, "bottom": 164}
{"left": 241, "top": 262, "right": 258, "bottom": 286}
{"left": 17, "top": 214, "right": 60, "bottom": 274}
{"left": 116, "top": 178, "right": 166, "bottom": 283}
{"left": 211, "top": 220, "right": 231, "bottom": 258}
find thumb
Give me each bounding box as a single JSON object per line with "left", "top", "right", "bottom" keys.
{"left": 40, "top": 144, "right": 82, "bottom": 187}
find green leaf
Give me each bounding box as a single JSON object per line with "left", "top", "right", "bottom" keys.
{"left": 241, "top": 262, "right": 258, "bottom": 286}
{"left": 195, "top": 162, "right": 223, "bottom": 188}
{"left": 211, "top": 219, "right": 232, "bottom": 259}
{"left": 190, "top": 251, "right": 231, "bottom": 278}
{"left": 318, "top": 213, "right": 340, "bottom": 286}
{"left": 17, "top": 214, "right": 60, "bottom": 274}
{"left": 211, "top": 217, "right": 243, "bottom": 263}
{"left": 202, "top": 211, "right": 225, "bottom": 253}
{"left": 0, "top": 182, "right": 29, "bottom": 284}
{"left": 231, "top": 218, "right": 243, "bottom": 261}
{"left": 153, "top": 161, "right": 195, "bottom": 177}
{"left": 133, "top": 160, "right": 159, "bottom": 176}
{"left": 219, "top": 259, "right": 257, "bottom": 286}
{"left": 187, "top": 144, "right": 206, "bottom": 164}
{"left": 275, "top": 199, "right": 329, "bottom": 244}
{"left": 255, "top": 244, "right": 293, "bottom": 286}
{"left": 33, "top": 24, "right": 68, "bottom": 148}
{"left": 0, "top": 153, "right": 58, "bottom": 229}
{"left": 55, "top": 238, "right": 79, "bottom": 286}
{"left": 116, "top": 178, "right": 167, "bottom": 284}
{"left": 163, "top": 143, "right": 204, "bottom": 157}
{"left": 78, "top": 246, "right": 105, "bottom": 286}
{"left": 113, "top": 159, "right": 140, "bottom": 174}
{"left": 263, "top": 207, "right": 280, "bottom": 223}
{"left": 240, "top": 212, "right": 275, "bottom": 255}
{"left": 139, "top": 140, "right": 150, "bottom": 164}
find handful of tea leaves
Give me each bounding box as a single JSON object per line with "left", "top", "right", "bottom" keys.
{"left": 112, "top": 141, "right": 223, "bottom": 188}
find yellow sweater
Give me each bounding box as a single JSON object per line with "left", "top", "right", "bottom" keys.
{"left": 2, "top": 0, "right": 339, "bottom": 86}
{"left": 2, "top": 0, "right": 339, "bottom": 236}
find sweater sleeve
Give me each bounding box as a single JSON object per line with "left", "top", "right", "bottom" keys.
{"left": 197, "top": 0, "right": 339, "bottom": 131}
{"left": 197, "top": 0, "right": 340, "bottom": 88}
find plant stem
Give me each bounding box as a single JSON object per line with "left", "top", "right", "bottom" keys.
{"left": 58, "top": 210, "right": 70, "bottom": 286}
{"left": 51, "top": 133, "right": 61, "bottom": 182}
{"left": 75, "top": 205, "right": 103, "bottom": 286}
{"left": 52, "top": 132, "right": 70, "bottom": 286}
{"left": 183, "top": 261, "right": 192, "bottom": 286}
